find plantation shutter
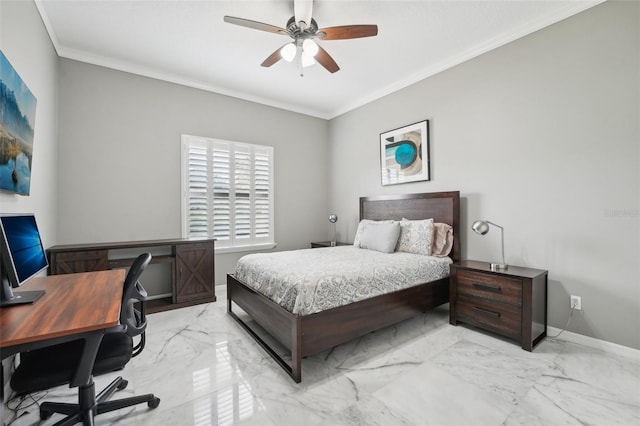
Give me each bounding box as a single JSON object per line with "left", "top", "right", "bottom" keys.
{"left": 234, "top": 145, "right": 251, "bottom": 242}
{"left": 186, "top": 138, "right": 209, "bottom": 237}
{"left": 212, "top": 141, "right": 231, "bottom": 243}
{"left": 181, "top": 135, "right": 274, "bottom": 250}
{"left": 254, "top": 146, "right": 271, "bottom": 239}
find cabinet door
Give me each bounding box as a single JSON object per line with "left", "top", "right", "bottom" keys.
{"left": 174, "top": 242, "right": 215, "bottom": 303}
{"left": 49, "top": 250, "right": 110, "bottom": 275}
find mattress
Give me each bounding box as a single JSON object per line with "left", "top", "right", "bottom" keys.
{"left": 234, "top": 246, "right": 452, "bottom": 315}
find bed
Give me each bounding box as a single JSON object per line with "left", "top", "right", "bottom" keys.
{"left": 227, "top": 191, "right": 460, "bottom": 382}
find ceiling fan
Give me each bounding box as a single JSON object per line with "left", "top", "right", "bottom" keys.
{"left": 224, "top": 0, "right": 378, "bottom": 75}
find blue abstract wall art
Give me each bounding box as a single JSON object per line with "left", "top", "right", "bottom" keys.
{"left": 380, "top": 120, "right": 429, "bottom": 185}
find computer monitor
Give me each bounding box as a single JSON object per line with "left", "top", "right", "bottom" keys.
{"left": 0, "top": 214, "right": 47, "bottom": 307}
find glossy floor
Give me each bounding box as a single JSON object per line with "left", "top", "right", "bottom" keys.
{"left": 6, "top": 286, "right": 640, "bottom": 426}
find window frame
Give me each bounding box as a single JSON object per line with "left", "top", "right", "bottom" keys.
{"left": 181, "top": 134, "right": 275, "bottom": 254}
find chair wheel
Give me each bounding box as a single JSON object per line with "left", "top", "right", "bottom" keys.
{"left": 117, "top": 379, "right": 129, "bottom": 390}
{"left": 148, "top": 397, "right": 160, "bottom": 409}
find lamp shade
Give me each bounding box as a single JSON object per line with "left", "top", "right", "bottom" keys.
{"left": 302, "top": 39, "right": 319, "bottom": 56}
{"left": 280, "top": 43, "right": 297, "bottom": 62}
{"left": 301, "top": 50, "right": 316, "bottom": 67}
{"left": 471, "top": 220, "right": 490, "bottom": 235}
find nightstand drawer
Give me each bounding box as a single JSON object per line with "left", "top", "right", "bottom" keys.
{"left": 456, "top": 270, "right": 522, "bottom": 306}
{"left": 456, "top": 295, "right": 522, "bottom": 340}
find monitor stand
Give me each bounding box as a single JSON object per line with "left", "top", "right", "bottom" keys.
{"left": 1, "top": 273, "right": 45, "bottom": 307}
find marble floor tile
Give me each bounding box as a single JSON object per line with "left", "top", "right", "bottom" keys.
{"left": 504, "top": 342, "right": 640, "bottom": 426}
{"left": 386, "top": 360, "right": 518, "bottom": 425}
{"left": 4, "top": 285, "right": 639, "bottom": 426}
{"left": 318, "top": 394, "right": 415, "bottom": 426}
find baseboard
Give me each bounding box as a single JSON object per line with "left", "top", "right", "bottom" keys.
{"left": 547, "top": 326, "right": 639, "bottom": 359}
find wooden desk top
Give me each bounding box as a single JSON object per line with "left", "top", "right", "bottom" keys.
{"left": 0, "top": 270, "right": 124, "bottom": 349}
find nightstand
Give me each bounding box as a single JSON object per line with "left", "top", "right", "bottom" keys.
{"left": 310, "top": 241, "right": 350, "bottom": 248}
{"left": 449, "top": 260, "right": 548, "bottom": 351}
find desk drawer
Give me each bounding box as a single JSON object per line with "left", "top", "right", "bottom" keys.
{"left": 456, "top": 270, "right": 522, "bottom": 306}
{"left": 456, "top": 295, "right": 521, "bottom": 340}
{"left": 49, "top": 250, "right": 109, "bottom": 274}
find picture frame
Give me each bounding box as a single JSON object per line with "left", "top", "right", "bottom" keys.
{"left": 0, "top": 50, "right": 38, "bottom": 196}
{"left": 380, "top": 120, "right": 429, "bottom": 186}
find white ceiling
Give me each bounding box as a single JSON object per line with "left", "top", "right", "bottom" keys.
{"left": 35, "top": 0, "right": 603, "bottom": 119}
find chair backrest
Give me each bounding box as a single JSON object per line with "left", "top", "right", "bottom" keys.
{"left": 120, "top": 253, "right": 151, "bottom": 356}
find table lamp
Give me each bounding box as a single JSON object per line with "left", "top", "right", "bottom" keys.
{"left": 471, "top": 220, "right": 508, "bottom": 270}
{"left": 328, "top": 214, "right": 338, "bottom": 246}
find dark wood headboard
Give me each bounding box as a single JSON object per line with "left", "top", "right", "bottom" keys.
{"left": 359, "top": 191, "right": 460, "bottom": 262}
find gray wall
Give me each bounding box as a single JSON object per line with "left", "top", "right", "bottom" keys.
{"left": 0, "top": 0, "right": 59, "bottom": 413}
{"left": 57, "top": 60, "right": 329, "bottom": 287}
{"left": 328, "top": 1, "right": 640, "bottom": 349}
{"left": 0, "top": 1, "right": 58, "bottom": 251}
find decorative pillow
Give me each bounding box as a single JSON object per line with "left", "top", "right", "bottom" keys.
{"left": 353, "top": 219, "right": 394, "bottom": 247}
{"left": 357, "top": 221, "right": 401, "bottom": 254}
{"left": 431, "top": 222, "right": 454, "bottom": 257}
{"left": 395, "top": 218, "right": 434, "bottom": 256}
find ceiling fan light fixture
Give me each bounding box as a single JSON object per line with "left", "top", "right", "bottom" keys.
{"left": 224, "top": 0, "right": 378, "bottom": 74}
{"left": 302, "top": 39, "right": 319, "bottom": 57}
{"left": 281, "top": 43, "right": 297, "bottom": 62}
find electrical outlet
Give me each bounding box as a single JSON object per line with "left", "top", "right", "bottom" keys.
{"left": 570, "top": 295, "right": 582, "bottom": 310}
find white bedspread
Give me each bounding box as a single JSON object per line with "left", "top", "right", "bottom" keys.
{"left": 234, "top": 246, "right": 452, "bottom": 315}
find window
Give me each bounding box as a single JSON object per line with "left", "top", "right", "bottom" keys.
{"left": 181, "top": 135, "right": 274, "bottom": 252}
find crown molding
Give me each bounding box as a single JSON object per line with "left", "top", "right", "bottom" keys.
{"left": 58, "top": 45, "right": 331, "bottom": 119}
{"left": 35, "top": 0, "right": 605, "bottom": 121}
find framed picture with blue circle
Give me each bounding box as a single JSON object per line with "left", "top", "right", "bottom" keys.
{"left": 380, "top": 120, "right": 430, "bottom": 186}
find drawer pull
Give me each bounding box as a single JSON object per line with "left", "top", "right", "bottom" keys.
{"left": 472, "top": 282, "right": 501, "bottom": 293}
{"left": 473, "top": 306, "right": 501, "bottom": 318}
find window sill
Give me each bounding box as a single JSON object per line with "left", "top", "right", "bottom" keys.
{"left": 214, "top": 243, "right": 277, "bottom": 254}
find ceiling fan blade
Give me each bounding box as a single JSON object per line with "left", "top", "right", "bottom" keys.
{"left": 294, "top": 0, "right": 313, "bottom": 27}
{"left": 315, "top": 45, "right": 340, "bottom": 73}
{"left": 224, "top": 16, "right": 287, "bottom": 35}
{"left": 261, "top": 46, "right": 286, "bottom": 68}
{"left": 318, "top": 25, "right": 378, "bottom": 40}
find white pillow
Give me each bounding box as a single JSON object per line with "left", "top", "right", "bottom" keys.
{"left": 353, "top": 219, "right": 394, "bottom": 247}
{"left": 357, "top": 221, "right": 401, "bottom": 254}
{"left": 395, "top": 218, "right": 434, "bottom": 256}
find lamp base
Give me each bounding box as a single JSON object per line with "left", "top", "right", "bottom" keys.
{"left": 490, "top": 263, "right": 508, "bottom": 271}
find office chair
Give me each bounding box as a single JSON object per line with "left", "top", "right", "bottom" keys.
{"left": 10, "top": 253, "right": 160, "bottom": 425}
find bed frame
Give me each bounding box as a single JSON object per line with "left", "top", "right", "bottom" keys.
{"left": 227, "top": 191, "right": 460, "bottom": 383}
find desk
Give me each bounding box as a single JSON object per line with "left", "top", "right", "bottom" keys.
{"left": 0, "top": 270, "right": 124, "bottom": 388}
{"left": 47, "top": 238, "right": 215, "bottom": 313}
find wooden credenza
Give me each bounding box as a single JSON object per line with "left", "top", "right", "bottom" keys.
{"left": 47, "top": 238, "right": 215, "bottom": 313}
